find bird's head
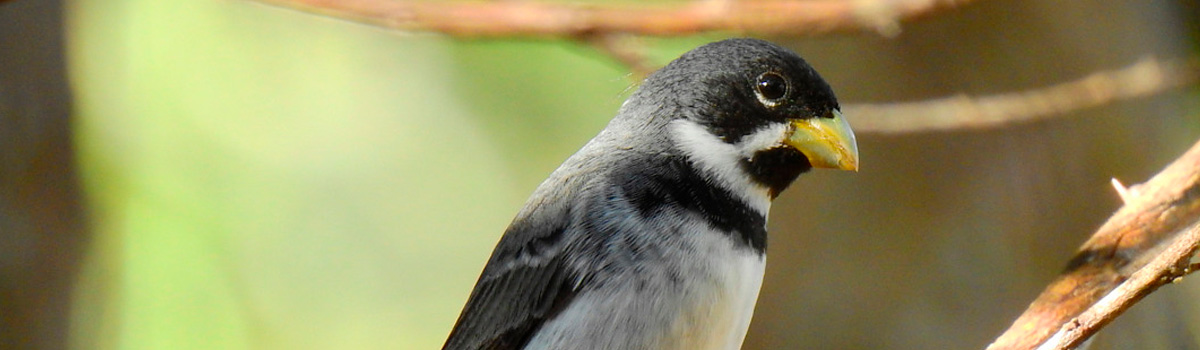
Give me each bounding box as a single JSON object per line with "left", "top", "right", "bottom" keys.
{"left": 622, "top": 38, "right": 858, "bottom": 199}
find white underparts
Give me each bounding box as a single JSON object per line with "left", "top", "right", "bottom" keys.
{"left": 717, "top": 253, "right": 765, "bottom": 350}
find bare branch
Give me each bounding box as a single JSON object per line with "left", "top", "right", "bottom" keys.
{"left": 846, "top": 56, "right": 1200, "bottom": 134}
{"left": 1035, "top": 223, "right": 1200, "bottom": 350}
{"left": 987, "top": 138, "right": 1200, "bottom": 350}
{"left": 251, "top": 0, "right": 978, "bottom": 38}
{"left": 248, "top": 1, "right": 1196, "bottom": 135}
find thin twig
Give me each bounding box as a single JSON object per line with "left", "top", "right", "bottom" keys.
{"left": 251, "top": 0, "right": 978, "bottom": 38}
{"left": 845, "top": 56, "right": 1200, "bottom": 134}
{"left": 1035, "top": 222, "right": 1200, "bottom": 350}
{"left": 987, "top": 138, "right": 1200, "bottom": 350}
{"left": 250, "top": 1, "right": 1196, "bottom": 135}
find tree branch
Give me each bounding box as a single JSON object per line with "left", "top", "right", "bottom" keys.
{"left": 845, "top": 56, "right": 1200, "bottom": 134}
{"left": 987, "top": 138, "right": 1200, "bottom": 350}
{"left": 1035, "top": 222, "right": 1200, "bottom": 350}
{"left": 249, "top": 1, "right": 1196, "bottom": 134}
{"left": 251, "top": 0, "right": 978, "bottom": 38}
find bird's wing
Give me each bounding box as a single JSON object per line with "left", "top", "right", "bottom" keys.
{"left": 442, "top": 207, "right": 584, "bottom": 350}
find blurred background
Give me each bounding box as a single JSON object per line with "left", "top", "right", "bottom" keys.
{"left": 2, "top": 0, "right": 1200, "bottom": 349}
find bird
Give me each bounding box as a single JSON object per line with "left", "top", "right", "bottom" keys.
{"left": 442, "top": 38, "right": 858, "bottom": 350}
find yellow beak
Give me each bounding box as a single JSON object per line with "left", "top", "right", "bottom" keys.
{"left": 783, "top": 109, "right": 859, "bottom": 171}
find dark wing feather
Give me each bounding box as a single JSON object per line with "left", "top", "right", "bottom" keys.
{"left": 442, "top": 211, "right": 583, "bottom": 350}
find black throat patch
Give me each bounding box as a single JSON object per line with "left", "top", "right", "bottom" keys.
{"left": 742, "top": 147, "right": 811, "bottom": 199}
{"left": 616, "top": 155, "right": 768, "bottom": 253}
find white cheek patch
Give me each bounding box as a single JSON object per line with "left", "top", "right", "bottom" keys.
{"left": 733, "top": 123, "right": 790, "bottom": 159}
{"left": 669, "top": 119, "right": 788, "bottom": 215}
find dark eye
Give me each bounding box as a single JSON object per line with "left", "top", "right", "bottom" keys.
{"left": 755, "top": 72, "right": 788, "bottom": 102}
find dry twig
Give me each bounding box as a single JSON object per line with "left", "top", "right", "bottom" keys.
{"left": 250, "top": 0, "right": 1198, "bottom": 134}
{"left": 1035, "top": 223, "right": 1200, "bottom": 350}
{"left": 846, "top": 56, "right": 1200, "bottom": 134}
{"left": 987, "top": 138, "right": 1200, "bottom": 350}
{"left": 252, "top": 0, "right": 978, "bottom": 38}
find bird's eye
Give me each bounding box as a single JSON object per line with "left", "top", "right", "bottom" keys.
{"left": 755, "top": 72, "right": 788, "bottom": 103}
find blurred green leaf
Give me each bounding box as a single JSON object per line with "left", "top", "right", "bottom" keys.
{"left": 65, "top": 0, "right": 683, "bottom": 349}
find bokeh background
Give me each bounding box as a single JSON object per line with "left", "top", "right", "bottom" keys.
{"left": 3, "top": 0, "right": 1200, "bottom": 349}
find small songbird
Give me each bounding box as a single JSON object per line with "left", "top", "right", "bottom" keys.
{"left": 442, "top": 38, "right": 858, "bottom": 350}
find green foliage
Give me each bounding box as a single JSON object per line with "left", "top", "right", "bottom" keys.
{"left": 66, "top": 1, "right": 719, "bottom": 349}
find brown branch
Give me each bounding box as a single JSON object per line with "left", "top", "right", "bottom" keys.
{"left": 987, "top": 138, "right": 1200, "bottom": 350}
{"left": 1035, "top": 222, "right": 1200, "bottom": 350}
{"left": 251, "top": 0, "right": 978, "bottom": 38}
{"left": 249, "top": 1, "right": 1197, "bottom": 134}
{"left": 845, "top": 56, "right": 1200, "bottom": 134}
